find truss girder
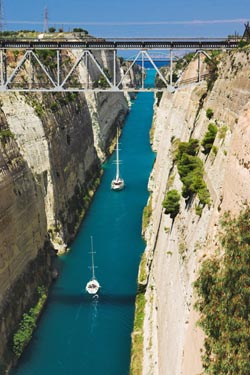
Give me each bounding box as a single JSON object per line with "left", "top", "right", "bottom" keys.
{"left": 0, "top": 46, "right": 214, "bottom": 92}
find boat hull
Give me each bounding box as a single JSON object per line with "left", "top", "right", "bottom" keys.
{"left": 111, "top": 178, "right": 125, "bottom": 191}
{"left": 86, "top": 279, "right": 100, "bottom": 294}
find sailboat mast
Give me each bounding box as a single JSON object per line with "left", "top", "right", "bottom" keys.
{"left": 116, "top": 129, "right": 120, "bottom": 180}
{"left": 90, "top": 236, "right": 95, "bottom": 280}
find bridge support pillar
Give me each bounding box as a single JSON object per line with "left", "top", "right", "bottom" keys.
{"left": 57, "top": 50, "right": 61, "bottom": 87}
{"left": 198, "top": 50, "right": 201, "bottom": 82}
{"left": 170, "top": 48, "right": 173, "bottom": 87}
{"left": 28, "top": 51, "right": 35, "bottom": 89}
{"left": 141, "top": 51, "right": 145, "bottom": 89}
{"left": 85, "top": 52, "right": 89, "bottom": 89}
{"left": 113, "top": 50, "right": 116, "bottom": 86}
{"left": 0, "top": 49, "right": 6, "bottom": 86}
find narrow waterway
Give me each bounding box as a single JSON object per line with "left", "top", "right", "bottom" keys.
{"left": 11, "top": 70, "right": 156, "bottom": 375}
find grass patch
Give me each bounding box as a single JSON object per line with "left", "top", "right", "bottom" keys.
{"left": 142, "top": 195, "right": 152, "bottom": 235}
{"left": 138, "top": 252, "right": 147, "bottom": 284}
{"left": 130, "top": 292, "right": 146, "bottom": 375}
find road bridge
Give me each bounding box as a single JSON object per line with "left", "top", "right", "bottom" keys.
{"left": 0, "top": 36, "right": 243, "bottom": 92}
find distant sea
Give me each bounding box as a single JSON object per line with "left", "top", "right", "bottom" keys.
{"left": 135, "top": 60, "right": 170, "bottom": 68}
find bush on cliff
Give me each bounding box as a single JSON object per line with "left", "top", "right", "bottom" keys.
{"left": 206, "top": 108, "right": 214, "bottom": 119}
{"left": 194, "top": 207, "right": 250, "bottom": 374}
{"left": 176, "top": 139, "right": 210, "bottom": 206}
{"left": 162, "top": 189, "right": 181, "bottom": 218}
{"left": 201, "top": 123, "right": 218, "bottom": 155}
{"left": 0, "top": 129, "right": 14, "bottom": 141}
{"left": 13, "top": 286, "right": 47, "bottom": 358}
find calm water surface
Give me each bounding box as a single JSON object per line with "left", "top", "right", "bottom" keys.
{"left": 11, "top": 70, "right": 156, "bottom": 375}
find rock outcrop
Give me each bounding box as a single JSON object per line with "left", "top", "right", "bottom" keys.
{"left": 0, "top": 48, "right": 130, "bottom": 371}
{"left": 136, "top": 48, "right": 250, "bottom": 375}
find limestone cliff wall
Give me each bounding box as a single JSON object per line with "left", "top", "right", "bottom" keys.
{"left": 140, "top": 49, "right": 250, "bottom": 375}
{"left": 0, "top": 49, "right": 129, "bottom": 370}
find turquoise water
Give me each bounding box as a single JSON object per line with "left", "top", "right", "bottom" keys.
{"left": 11, "top": 70, "right": 156, "bottom": 375}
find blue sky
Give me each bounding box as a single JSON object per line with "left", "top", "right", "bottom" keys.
{"left": 3, "top": 0, "right": 250, "bottom": 37}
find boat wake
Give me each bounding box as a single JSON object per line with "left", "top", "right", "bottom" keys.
{"left": 90, "top": 296, "right": 99, "bottom": 333}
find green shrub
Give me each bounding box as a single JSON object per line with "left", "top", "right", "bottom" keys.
{"left": 177, "top": 138, "right": 199, "bottom": 159}
{"left": 50, "top": 102, "right": 58, "bottom": 112}
{"left": 156, "top": 91, "right": 163, "bottom": 106}
{"left": 206, "top": 108, "right": 214, "bottom": 119}
{"left": 0, "top": 129, "right": 14, "bottom": 140}
{"left": 212, "top": 145, "right": 218, "bottom": 155}
{"left": 194, "top": 208, "right": 250, "bottom": 374}
{"left": 184, "top": 52, "right": 195, "bottom": 63}
{"left": 195, "top": 204, "right": 203, "bottom": 216}
{"left": 201, "top": 123, "right": 218, "bottom": 154}
{"left": 162, "top": 189, "right": 181, "bottom": 218}
{"left": 93, "top": 68, "right": 112, "bottom": 88}
{"left": 238, "top": 40, "right": 248, "bottom": 48}
{"left": 177, "top": 139, "right": 210, "bottom": 206}
{"left": 13, "top": 286, "right": 47, "bottom": 358}
{"left": 35, "top": 49, "right": 57, "bottom": 69}
{"left": 73, "top": 28, "right": 88, "bottom": 34}
{"left": 142, "top": 197, "right": 152, "bottom": 233}
{"left": 218, "top": 125, "right": 228, "bottom": 140}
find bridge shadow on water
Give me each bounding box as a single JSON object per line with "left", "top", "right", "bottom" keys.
{"left": 48, "top": 289, "right": 136, "bottom": 307}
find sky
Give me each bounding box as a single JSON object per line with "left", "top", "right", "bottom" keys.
{"left": 2, "top": 0, "right": 250, "bottom": 38}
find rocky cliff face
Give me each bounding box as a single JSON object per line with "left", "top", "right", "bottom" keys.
{"left": 138, "top": 49, "right": 250, "bottom": 375}
{"left": 0, "top": 49, "right": 129, "bottom": 370}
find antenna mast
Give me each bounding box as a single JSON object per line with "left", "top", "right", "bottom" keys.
{"left": 0, "top": 0, "right": 4, "bottom": 32}
{"left": 44, "top": 6, "right": 48, "bottom": 32}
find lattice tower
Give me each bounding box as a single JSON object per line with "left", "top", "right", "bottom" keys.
{"left": 44, "top": 6, "right": 48, "bottom": 32}
{"left": 0, "top": 0, "right": 4, "bottom": 32}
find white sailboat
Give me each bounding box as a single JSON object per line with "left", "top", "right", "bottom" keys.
{"left": 111, "top": 128, "right": 125, "bottom": 191}
{"left": 85, "top": 236, "right": 100, "bottom": 295}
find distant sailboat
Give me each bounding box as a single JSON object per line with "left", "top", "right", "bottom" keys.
{"left": 85, "top": 236, "right": 100, "bottom": 295}
{"left": 111, "top": 128, "right": 125, "bottom": 191}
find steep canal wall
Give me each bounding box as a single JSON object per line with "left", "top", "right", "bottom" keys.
{"left": 0, "top": 49, "right": 133, "bottom": 372}
{"left": 132, "top": 48, "right": 250, "bottom": 375}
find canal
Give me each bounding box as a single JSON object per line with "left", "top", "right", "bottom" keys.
{"left": 11, "top": 69, "right": 156, "bottom": 375}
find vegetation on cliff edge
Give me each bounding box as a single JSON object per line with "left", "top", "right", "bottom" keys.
{"left": 130, "top": 291, "right": 146, "bottom": 375}
{"left": 13, "top": 286, "right": 47, "bottom": 358}
{"left": 194, "top": 207, "right": 250, "bottom": 375}
{"left": 176, "top": 139, "right": 210, "bottom": 206}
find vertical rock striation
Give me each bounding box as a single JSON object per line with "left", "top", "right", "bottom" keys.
{"left": 0, "top": 48, "right": 131, "bottom": 371}
{"left": 136, "top": 49, "right": 250, "bottom": 375}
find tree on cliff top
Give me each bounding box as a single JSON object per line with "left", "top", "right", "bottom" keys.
{"left": 194, "top": 207, "right": 250, "bottom": 375}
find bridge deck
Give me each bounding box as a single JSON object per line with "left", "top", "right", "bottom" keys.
{"left": 0, "top": 38, "right": 240, "bottom": 50}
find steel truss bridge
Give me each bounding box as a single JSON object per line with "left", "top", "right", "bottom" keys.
{"left": 0, "top": 37, "right": 241, "bottom": 93}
